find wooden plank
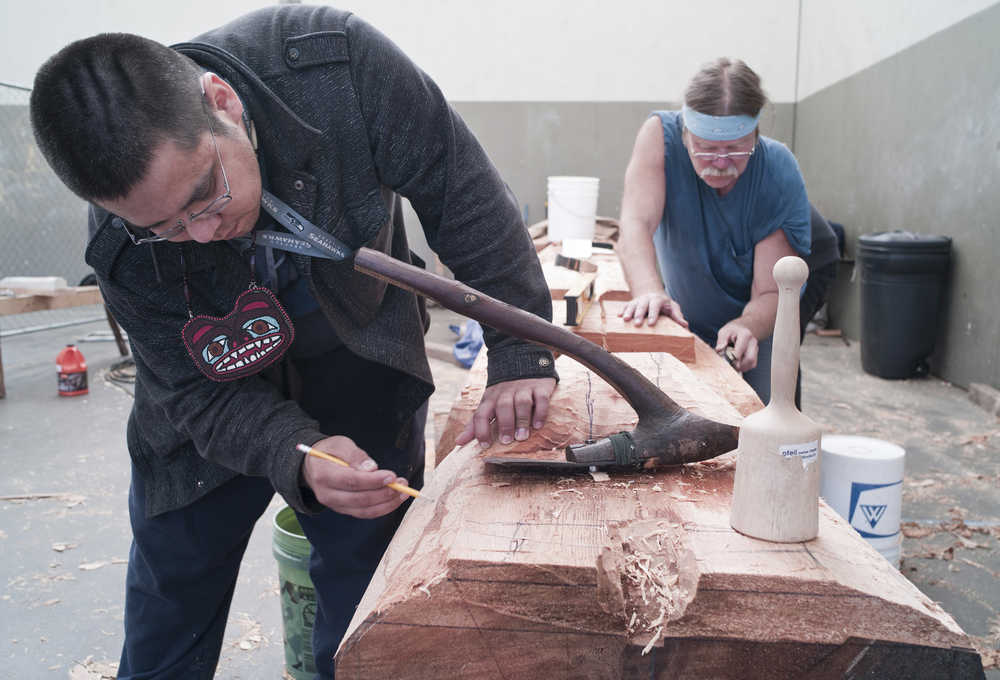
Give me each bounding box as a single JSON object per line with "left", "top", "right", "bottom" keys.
{"left": 339, "top": 352, "right": 983, "bottom": 679}
{"left": 0, "top": 286, "right": 102, "bottom": 316}
{"left": 574, "top": 300, "right": 696, "bottom": 362}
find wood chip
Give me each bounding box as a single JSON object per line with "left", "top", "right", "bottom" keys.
{"left": 901, "top": 522, "right": 936, "bottom": 539}
{"left": 550, "top": 488, "right": 584, "bottom": 499}
{"left": 0, "top": 492, "right": 74, "bottom": 502}
{"left": 79, "top": 561, "right": 108, "bottom": 571}
{"left": 641, "top": 626, "right": 663, "bottom": 655}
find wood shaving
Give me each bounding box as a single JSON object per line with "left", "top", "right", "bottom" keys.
{"left": 78, "top": 561, "right": 108, "bottom": 571}
{"left": 68, "top": 657, "right": 117, "bottom": 680}
{"left": 959, "top": 558, "right": 1000, "bottom": 579}
{"left": 641, "top": 626, "right": 663, "bottom": 655}
{"left": 549, "top": 488, "right": 584, "bottom": 499}
{"left": 589, "top": 471, "right": 610, "bottom": 483}
{"left": 646, "top": 606, "right": 666, "bottom": 631}
{"left": 417, "top": 569, "right": 449, "bottom": 598}
{"left": 956, "top": 536, "right": 988, "bottom": 550}
{"left": 901, "top": 522, "right": 936, "bottom": 538}
{"left": 232, "top": 612, "right": 266, "bottom": 652}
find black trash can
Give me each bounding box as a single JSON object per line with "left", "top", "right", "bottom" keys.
{"left": 857, "top": 231, "right": 952, "bottom": 379}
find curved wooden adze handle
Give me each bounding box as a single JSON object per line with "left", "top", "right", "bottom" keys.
{"left": 354, "top": 247, "right": 738, "bottom": 466}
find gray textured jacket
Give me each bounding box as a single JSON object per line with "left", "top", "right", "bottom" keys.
{"left": 85, "top": 5, "right": 555, "bottom": 518}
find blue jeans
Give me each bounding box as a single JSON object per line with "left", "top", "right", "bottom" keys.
{"left": 117, "top": 404, "right": 425, "bottom": 680}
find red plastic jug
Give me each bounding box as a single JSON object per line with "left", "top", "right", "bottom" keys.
{"left": 56, "top": 344, "right": 88, "bottom": 396}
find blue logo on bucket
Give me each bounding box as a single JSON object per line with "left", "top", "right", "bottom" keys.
{"left": 859, "top": 504, "right": 887, "bottom": 528}
{"left": 848, "top": 481, "right": 901, "bottom": 538}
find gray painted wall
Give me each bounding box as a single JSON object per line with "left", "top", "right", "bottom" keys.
{"left": 795, "top": 3, "right": 1000, "bottom": 388}
{"left": 452, "top": 100, "right": 796, "bottom": 224}
{"left": 404, "top": 100, "right": 794, "bottom": 276}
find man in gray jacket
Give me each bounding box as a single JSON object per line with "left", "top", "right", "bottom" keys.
{"left": 30, "top": 6, "right": 556, "bottom": 678}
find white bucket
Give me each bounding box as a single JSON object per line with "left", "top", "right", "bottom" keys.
{"left": 820, "top": 435, "right": 905, "bottom": 568}
{"left": 547, "top": 176, "right": 599, "bottom": 259}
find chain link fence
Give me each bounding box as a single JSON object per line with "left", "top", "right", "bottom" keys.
{"left": 1, "top": 82, "right": 100, "bottom": 334}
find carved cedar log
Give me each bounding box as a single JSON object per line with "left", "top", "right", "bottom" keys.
{"left": 337, "top": 352, "right": 984, "bottom": 679}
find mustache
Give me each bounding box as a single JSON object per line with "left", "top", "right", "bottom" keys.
{"left": 700, "top": 165, "right": 740, "bottom": 179}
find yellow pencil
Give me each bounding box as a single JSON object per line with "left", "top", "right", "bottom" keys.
{"left": 296, "top": 443, "right": 425, "bottom": 500}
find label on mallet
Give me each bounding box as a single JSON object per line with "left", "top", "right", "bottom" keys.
{"left": 779, "top": 440, "right": 819, "bottom": 469}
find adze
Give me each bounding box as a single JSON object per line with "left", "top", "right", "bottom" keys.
{"left": 352, "top": 248, "right": 739, "bottom": 469}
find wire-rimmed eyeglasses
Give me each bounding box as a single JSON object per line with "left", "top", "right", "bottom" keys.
{"left": 689, "top": 145, "right": 756, "bottom": 163}
{"left": 115, "top": 96, "right": 232, "bottom": 245}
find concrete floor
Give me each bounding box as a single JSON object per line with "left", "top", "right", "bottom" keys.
{"left": 0, "top": 307, "right": 997, "bottom": 678}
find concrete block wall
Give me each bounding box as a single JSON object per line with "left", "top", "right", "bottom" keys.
{"left": 795, "top": 2, "right": 1000, "bottom": 388}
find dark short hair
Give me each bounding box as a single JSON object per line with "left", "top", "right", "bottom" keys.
{"left": 30, "top": 33, "right": 207, "bottom": 201}
{"left": 684, "top": 57, "right": 768, "bottom": 118}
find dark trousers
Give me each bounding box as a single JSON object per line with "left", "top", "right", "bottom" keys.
{"left": 795, "top": 260, "right": 838, "bottom": 407}
{"left": 118, "top": 349, "right": 426, "bottom": 679}
{"left": 118, "top": 430, "right": 423, "bottom": 679}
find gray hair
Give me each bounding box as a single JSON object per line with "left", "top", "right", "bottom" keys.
{"left": 684, "top": 58, "right": 768, "bottom": 117}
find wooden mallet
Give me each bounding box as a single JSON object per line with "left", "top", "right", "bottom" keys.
{"left": 730, "top": 256, "right": 822, "bottom": 542}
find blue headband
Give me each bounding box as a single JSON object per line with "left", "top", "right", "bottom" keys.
{"left": 682, "top": 105, "right": 760, "bottom": 141}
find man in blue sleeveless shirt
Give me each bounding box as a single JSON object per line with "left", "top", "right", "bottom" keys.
{"left": 618, "top": 58, "right": 837, "bottom": 403}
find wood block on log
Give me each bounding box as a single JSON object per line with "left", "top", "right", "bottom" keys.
{"left": 341, "top": 352, "right": 984, "bottom": 679}
{"left": 573, "top": 300, "right": 696, "bottom": 362}
{"left": 539, "top": 244, "right": 630, "bottom": 303}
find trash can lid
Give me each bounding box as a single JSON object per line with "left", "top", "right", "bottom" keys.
{"left": 858, "top": 230, "right": 952, "bottom": 252}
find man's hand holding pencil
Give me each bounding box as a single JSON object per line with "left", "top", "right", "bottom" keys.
{"left": 298, "top": 438, "right": 417, "bottom": 519}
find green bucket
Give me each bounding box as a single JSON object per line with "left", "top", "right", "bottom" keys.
{"left": 272, "top": 506, "right": 317, "bottom": 680}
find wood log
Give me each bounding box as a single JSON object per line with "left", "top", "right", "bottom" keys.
{"left": 339, "top": 353, "right": 983, "bottom": 679}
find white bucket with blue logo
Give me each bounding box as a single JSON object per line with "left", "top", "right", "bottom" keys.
{"left": 820, "top": 435, "right": 905, "bottom": 567}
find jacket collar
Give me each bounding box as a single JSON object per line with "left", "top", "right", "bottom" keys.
{"left": 171, "top": 41, "right": 322, "bottom": 173}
